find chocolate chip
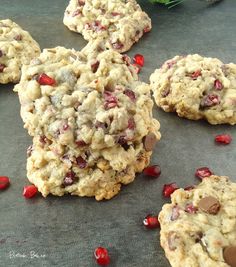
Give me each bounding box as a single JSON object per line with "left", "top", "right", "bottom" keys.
{"left": 63, "top": 171, "right": 76, "bottom": 186}
{"left": 223, "top": 246, "right": 236, "bottom": 267}
{"left": 198, "top": 196, "right": 221, "bottom": 215}
{"left": 143, "top": 132, "right": 157, "bottom": 151}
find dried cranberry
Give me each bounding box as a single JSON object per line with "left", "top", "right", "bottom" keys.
{"left": 143, "top": 214, "right": 160, "bottom": 229}
{"left": 133, "top": 54, "right": 144, "bottom": 67}
{"left": 63, "top": 171, "right": 76, "bottom": 186}
{"left": 112, "top": 40, "right": 124, "bottom": 50}
{"left": 111, "top": 12, "right": 120, "bottom": 16}
{"left": 127, "top": 117, "right": 135, "bottom": 130}
{"left": 122, "top": 55, "right": 130, "bottom": 66}
{"left": 143, "top": 26, "right": 151, "bottom": 33}
{"left": 103, "top": 91, "right": 118, "bottom": 110}
{"left": 215, "top": 134, "right": 232, "bottom": 145}
{"left": 76, "top": 156, "right": 87, "bottom": 169}
{"left": 37, "top": 73, "right": 56, "bottom": 86}
{"left": 91, "top": 60, "right": 100, "bottom": 73}
{"left": 0, "top": 176, "right": 10, "bottom": 190}
{"left": 185, "top": 203, "right": 198, "bottom": 214}
{"left": 195, "top": 167, "right": 213, "bottom": 180}
{"left": 23, "top": 185, "right": 38, "bottom": 198}
{"left": 13, "top": 34, "right": 22, "bottom": 41}
{"left": 191, "top": 70, "right": 201, "bottom": 80}
{"left": 63, "top": 124, "right": 69, "bottom": 131}
{"left": 72, "top": 9, "right": 81, "bottom": 17}
{"left": 124, "top": 89, "right": 136, "bottom": 101}
{"left": 214, "top": 79, "right": 223, "bottom": 90}
{"left": 78, "top": 0, "right": 85, "bottom": 5}
{"left": 94, "top": 247, "right": 110, "bottom": 266}
{"left": 39, "top": 135, "right": 48, "bottom": 145}
{"left": 91, "top": 21, "right": 106, "bottom": 32}
{"left": 143, "top": 165, "right": 161, "bottom": 177}
{"left": 0, "top": 63, "right": 6, "bottom": 73}
{"left": 76, "top": 140, "right": 87, "bottom": 146}
{"left": 0, "top": 50, "right": 3, "bottom": 57}
{"left": 170, "top": 206, "right": 180, "bottom": 221}
{"left": 200, "top": 94, "right": 220, "bottom": 108}
{"left": 163, "top": 183, "right": 179, "bottom": 197}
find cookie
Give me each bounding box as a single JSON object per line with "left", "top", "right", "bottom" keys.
{"left": 0, "top": 19, "right": 40, "bottom": 84}
{"left": 150, "top": 54, "right": 236, "bottom": 125}
{"left": 159, "top": 175, "right": 236, "bottom": 267}
{"left": 63, "top": 0, "right": 151, "bottom": 53}
{"left": 15, "top": 42, "right": 161, "bottom": 200}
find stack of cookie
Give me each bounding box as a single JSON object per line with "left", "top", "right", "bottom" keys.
{"left": 14, "top": 40, "right": 161, "bottom": 200}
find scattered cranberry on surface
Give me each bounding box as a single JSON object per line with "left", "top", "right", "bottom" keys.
{"left": 94, "top": 247, "right": 110, "bottom": 266}
{"left": 0, "top": 176, "right": 10, "bottom": 190}
{"left": 143, "top": 165, "right": 161, "bottom": 178}
{"left": 214, "top": 79, "right": 223, "bottom": 90}
{"left": 162, "top": 183, "right": 179, "bottom": 197}
{"left": 195, "top": 167, "right": 213, "bottom": 180}
{"left": 215, "top": 134, "right": 232, "bottom": 145}
{"left": 37, "top": 73, "right": 56, "bottom": 86}
{"left": 133, "top": 54, "right": 144, "bottom": 67}
{"left": 143, "top": 214, "right": 160, "bottom": 229}
{"left": 23, "top": 185, "right": 38, "bottom": 198}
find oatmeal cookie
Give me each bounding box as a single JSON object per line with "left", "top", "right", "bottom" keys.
{"left": 63, "top": 0, "right": 151, "bottom": 52}
{"left": 150, "top": 54, "right": 236, "bottom": 125}
{"left": 0, "top": 19, "right": 40, "bottom": 84}
{"left": 159, "top": 175, "right": 236, "bottom": 267}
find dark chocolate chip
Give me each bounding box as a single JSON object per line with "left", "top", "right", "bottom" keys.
{"left": 143, "top": 132, "right": 157, "bottom": 151}
{"left": 223, "top": 246, "right": 236, "bottom": 267}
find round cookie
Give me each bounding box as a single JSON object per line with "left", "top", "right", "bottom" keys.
{"left": 63, "top": 0, "right": 151, "bottom": 53}
{"left": 150, "top": 54, "right": 236, "bottom": 125}
{"left": 15, "top": 43, "right": 161, "bottom": 200}
{"left": 0, "top": 19, "right": 40, "bottom": 84}
{"left": 159, "top": 175, "right": 236, "bottom": 267}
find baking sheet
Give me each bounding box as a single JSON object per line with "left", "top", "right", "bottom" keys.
{"left": 0, "top": 0, "right": 236, "bottom": 266}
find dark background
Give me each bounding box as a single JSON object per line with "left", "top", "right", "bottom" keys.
{"left": 0, "top": 0, "right": 235, "bottom": 266}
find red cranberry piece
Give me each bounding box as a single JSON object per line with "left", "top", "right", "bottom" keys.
{"left": 91, "top": 60, "right": 100, "bottom": 73}
{"left": 0, "top": 63, "right": 6, "bottom": 72}
{"left": 23, "top": 185, "right": 38, "bottom": 198}
{"left": 76, "top": 140, "right": 87, "bottom": 146}
{"left": 13, "top": 34, "right": 22, "bottom": 41}
{"left": 185, "top": 203, "right": 198, "bottom": 214}
{"left": 170, "top": 206, "right": 180, "bottom": 221}
{"left": 191, "top": 70, "right": 201, "bottom": 80}
{"left": 163, "top": 183, "right": 179, "bottom": 198}
{"left": 124, "top": 89, "right": 136, "bottom": 101}
{"left": 143, "top": 214, "right": 160, "bottom": 229}
{"left": 122, "top": 55, "right": 130, "bottom": 66}
{"left": 94, "top": 247, "right": 110, "bottom": 266}
{"left": 143, "top": 165, "right": 161, "bottom": 178}
{"left": 39, "top": 135, "right": 48, "bottom": 145}
{"left": 72, "top": 9, "right": 81, "bottom": 17}
{"left": 184, "top": 185, "right": 195, "bottom": 191}
{"left": 78, "top": 0, "right": 85, "bottom": 5}
{"left": 104, "top": 91, "right": 118, "bottom": 110}
{"left": 111, "top": 12, "right": 120, "bottom": 16}
{"left": 127, "top": 117, "right": 135, "bottom": 130}
{"left": 195, "top": 167, "right": 213, "bottom": 180}
{"left": 0, "top": 176, "right": 10, "bottom": 190}
{"left": 112, "top": 40, "right": 124, "bottom": 50}
{"left": 91, "top": 21, "right": 106, "bottom": 32}
{"left": 63, "top": 124, "right": 69, "bottom": 131}
{"left": 214, "top": 79, "right": 223, "bottom": 90}
{"left": 201, "top": 94, "right": 220, "bottom": 108}
{"left": 63, "top": 171, "right": 76, "bottom": 186}
{"left": 131, "top": 63, "right": 141, "bottom": 74}
{"left": 37, "top": 73, "right": 56, "bottom": 86}
{"left": 0, "top": 50, "right": 3, "bottom": 57}
{"left": 133, "top": 54, "right": 144, "bottom": 67}
{"left": 143, "top": 26, "right": 151, "bottom": 33}
{"left": 215, "top": 134, "right": 232, "bottom": 145}
{"left": 76, "top": 156, "right": 87, "bottom": 169}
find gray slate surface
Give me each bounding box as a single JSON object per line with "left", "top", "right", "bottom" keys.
{"left": 0, "top": 0, "right": 236, "bottom": 266}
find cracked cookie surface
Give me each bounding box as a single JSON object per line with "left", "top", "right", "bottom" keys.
{"left": 63, "top": 0, "right": 151, "bottom": 53}
{"left": 0, "top": 19, "right": 40, "bottom": 84}
{"left": 159, "top": 175, "right": 236, "bottom": 267}
{"left": 15, "top": 42, "right": 160, "bottom": 200}
{"left": 150, "top": 54, "right": 236, "bottom": 125}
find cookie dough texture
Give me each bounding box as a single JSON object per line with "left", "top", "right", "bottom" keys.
{"left": 159, "top": 175, "right": 236, "bottom": 267}
{"left": 15, "top": 42, "right": 160, "bottom": 200}
{"left": 150, "top": 54, "right": 236, "bottom": 125}
{"left": 0, "top": 19, "right": 40, "bottom": 84}
{"left": 63, "top": 0, "right": 151, "bottom": 53}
